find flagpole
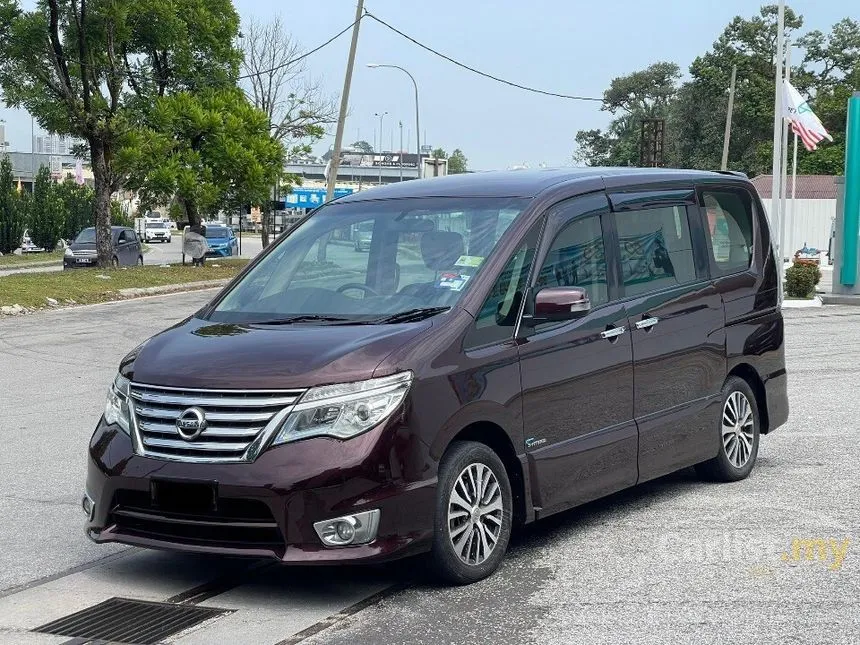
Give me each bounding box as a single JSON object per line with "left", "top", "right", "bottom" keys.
{"left": 770, "top": 0, "right": 785, "bottom": 263}
{"left": 790, "top": 131, "right": 798, "bottom": 256}
{"left": 779, "top": 44, "right": 791, "bottom": 264}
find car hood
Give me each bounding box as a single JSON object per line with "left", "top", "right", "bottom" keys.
{"left": 123, "top": 316, "right": 431, "bottom": 390}
{"left": 69, "top": 241, "right": 98, "bottom": 252}
{"left": 206, "top": 237, "right": 231, "bottom": 244}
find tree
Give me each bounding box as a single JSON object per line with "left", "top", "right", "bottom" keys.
{"left": 448, "top": 149, "right": 468, "bottom": 174}
{"left": 0, "top": 155, "right": 25, "bottom": 253}
{"left": 349, "top": 140, "right": 373, "bottom": 153}
{"left": 573, "top": 62, "right": 680, "bottom": 167}
{"left": 431, "top": 147, "right": 447, "bottom": 160}
{"left": 0, "top": 0, "right": 242, "bottom": 266}
{"left": 240, "top": 15, "right": 337, "bottom": 247}
{"left": 118, "top": 88, "right": 286, "bottom": 228}
{"left": 56, "top": 178, "right": 94, "bottom": 240}
{"left": 28, "top": 165, "right": 63, "bottom": 250}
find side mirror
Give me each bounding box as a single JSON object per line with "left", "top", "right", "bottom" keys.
{"left": 523, "top": 287, "right": 591, "bottom": 326}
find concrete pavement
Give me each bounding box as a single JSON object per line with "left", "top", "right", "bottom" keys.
{"left": 0, "top": 293, "right": 857, "bottom": 644}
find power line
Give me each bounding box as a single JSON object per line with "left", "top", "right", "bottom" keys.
{"left": 237, "top": 17, "right": 361, "bottom": 80}
{"left": 363, "top": 11, "right": 604, "bottom": 103}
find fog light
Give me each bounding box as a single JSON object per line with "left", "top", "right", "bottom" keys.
{"left": 82, "top": 493, "right": 95, "bottom": 521}
{"left": 313, "top": 509, "right": 380, "bottom": 547}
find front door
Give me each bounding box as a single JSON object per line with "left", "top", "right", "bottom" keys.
{"left": 518, "top": 192, "right": 636, "bottom": 517}
{"left": 612, "top": 201, "right": 725, "bottom": 482}
{"left": 116, "top": 230, "right": 132, "bottom": 265}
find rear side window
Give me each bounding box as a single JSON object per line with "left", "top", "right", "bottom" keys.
{"left": 701, "top": 190, "right": 754, "bottom": 275}
{"left": 615, "top": 206, "right": 697, "bottom": 297}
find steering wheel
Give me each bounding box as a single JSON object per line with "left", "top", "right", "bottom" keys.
{"left": 336, "top": 283, "right": 380, "bottom": 297}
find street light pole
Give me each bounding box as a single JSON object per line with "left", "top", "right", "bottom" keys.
{"left": 367, "top": 64, "right": 421, "bottom": 178}
{"left": 399, "top": 120, "right": 404, "bottom": 182}
{"left": 374, "top": 111, "right": 387, "bottom": 185}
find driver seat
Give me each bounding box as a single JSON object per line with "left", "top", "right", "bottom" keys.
{"left": 398, "top": 231, "right": 465, "bottom": 302}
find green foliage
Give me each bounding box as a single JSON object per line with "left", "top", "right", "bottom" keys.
{"left": 792, "top": 260, "right": 821, "bottom": 286}
{"left": 432, "top": 148, "right": 447, "bottom": 160}
{"left": 110, "top": 201, "right": 133, "bottom": 228}
{"left": 784, "top": 262, "right": 817, "bottom": 298}
{"left": 56, "top": 179, "right": 95, "bottom": 240}
{"left": 28, "top": 166, "right": 63, "bottom": 251}
{"left": 448, "top": 149, "right": 468, "bottom": 174}
{"left": 574, "top": 6, "right": 860, "bottom": 176}
{"left": 118, "top": 87, "right": 286, "bottom": 226}
{"left": 350, "top": 140, "right": 373, "bottom": 153}
{"left": 0, "top": 155, "right": 26, "bottom": 253}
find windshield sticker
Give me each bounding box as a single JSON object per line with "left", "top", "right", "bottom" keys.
{"left": 436, "top": 273, "right": 471, "bottom": 291}
{"left": 455, "top": 255, "right": 484, "bottom": 268}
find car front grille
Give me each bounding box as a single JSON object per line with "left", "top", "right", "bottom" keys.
{"left": 129, "top": 383, "right": 305, "bottom": 463}
{"left": 72, "top": 249, "right": 96, "bottom": 257}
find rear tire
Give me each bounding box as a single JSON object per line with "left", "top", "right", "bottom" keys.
{"left": 111, "top": 256, "right": 119, "bottom": 268}
{"left": 696, "top": 376, "right": 760, "bottom": 482}
{"left": 431, "top": 441, "right": 512, "bottom": 585}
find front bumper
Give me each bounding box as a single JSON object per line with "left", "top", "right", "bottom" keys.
{"left": 85, "top": 419, "right": 435, "bottom": 564}
{"left": 64, "top": 257, "right": 97, "bottom": 269}
{"left": 205, "top": 246, "right": 233, "bottom": 257}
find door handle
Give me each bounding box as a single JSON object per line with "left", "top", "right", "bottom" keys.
{"left": 600, "top": 326, "right": 626, "bottom": 340}
{"left": 635, "top": 317, "right": 660, "bottom": 330}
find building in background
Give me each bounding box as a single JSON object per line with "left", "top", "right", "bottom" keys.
{"left": 32, "top": 133, "right": 84, "bottom": 155}
{"left": 751, "top": 174, "right": 837, "bottom": 256}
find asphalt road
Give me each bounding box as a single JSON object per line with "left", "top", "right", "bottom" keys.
{"left": 0, "top": 294, "right": 857, "bottom": 644}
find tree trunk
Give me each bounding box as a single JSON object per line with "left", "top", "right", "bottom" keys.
{"left": 90, "top": 139, "right": 113, "bottom": 267}
{"left": 261, "top": 205, "right": 270, "bottom": 248}
{"left": 180, "top": 196, "right": 201, "bottom": 227}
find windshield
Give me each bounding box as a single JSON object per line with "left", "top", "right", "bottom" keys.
{"left": 147, "top": 222, "right": 168, "bottom": 229}
{"left": 205, "top": 227, "right": 229, "bottom": 239}
{"left": 74, "top": 228, "right": 96, "bottom": 243}
{"left": 207, "top": 197, "right": 528, "bottom": 324}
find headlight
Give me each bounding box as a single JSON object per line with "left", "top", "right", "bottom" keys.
{"left": 272, "top": 372, "right": 412, "bottom": 444}
{"left": 64, "top": 248, "right": 74, "bottom": 258}
{"left": 104, "top": 373, "right": 131, "bottom": 434}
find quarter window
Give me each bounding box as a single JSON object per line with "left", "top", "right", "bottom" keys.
{"left": 615, "top": 206, "right": 697, "bottom": 297}
{"left": 701, "top": 190, "right": 754, "bottom": 275}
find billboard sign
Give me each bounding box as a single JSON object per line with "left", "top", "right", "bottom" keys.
{"left": 339, "top": 152, "right": 423, "bottom": 169}
{"left": 282, "top": 187, "right": 354, "bottom": 209}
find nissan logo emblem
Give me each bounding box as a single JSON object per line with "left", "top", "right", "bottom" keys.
{"left": 176, "top": 407, "right": 207, "bottom": 441}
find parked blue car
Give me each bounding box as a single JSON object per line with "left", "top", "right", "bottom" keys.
{"left": 204, "top": 225, "right": 239, "bottom": 257}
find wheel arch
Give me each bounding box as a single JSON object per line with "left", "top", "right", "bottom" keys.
{"left": 727, "top": 363, "right": 770, "bottom": 433}
{"left": 445, "top": 421, "right": 528, "bottom": 529}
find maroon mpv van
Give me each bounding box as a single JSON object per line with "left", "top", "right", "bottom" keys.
{"left": 85, "top": 168, "right": 788, "bottom": 584}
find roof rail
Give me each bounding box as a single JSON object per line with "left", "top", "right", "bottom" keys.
{"left": 713, "top": 170, "right": 749, "bottom": 179}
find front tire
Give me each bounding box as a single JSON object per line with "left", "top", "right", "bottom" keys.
{"left": 431, "top": 441, "right": 512, "bottom": 585}
{"left": 696, "top": 376, "right": 760, "bottom": 482}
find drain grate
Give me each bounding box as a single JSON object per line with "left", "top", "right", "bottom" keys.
{"left": 34, "top": 597, "right": 231, "bottom": 644}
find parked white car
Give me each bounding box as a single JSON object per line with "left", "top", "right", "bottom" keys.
{"left": 143, "top": 221, "right": 172, "bottom": 243}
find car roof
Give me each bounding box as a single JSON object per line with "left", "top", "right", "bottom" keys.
{"left": 333, "top": 167, "right": 747, "bottom": 203}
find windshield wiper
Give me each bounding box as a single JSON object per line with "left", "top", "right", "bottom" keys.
{"left": 372, "top": 307, "right": 451, "bottom": 324}
{"left": 252, "top": 314, "right": 356, "bottom": 325}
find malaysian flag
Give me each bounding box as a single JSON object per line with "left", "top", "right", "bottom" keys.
{"left": 782, "top": 80, "right": 833, "bottom": 151}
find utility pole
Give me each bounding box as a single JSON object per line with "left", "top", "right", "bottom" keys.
{"left": 375, "top": 111, "right": 387, "bottom": 185}
{"left": 325, "top": 0, "right": 364, "bottom": 203}
{"left": 779, "top": 45, "right": 792, "bottom": 262}
{"left": 721, "top": 64, "right": 737, "bottom": 171}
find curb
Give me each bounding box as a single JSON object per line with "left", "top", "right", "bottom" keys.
{"left": 781, "top": 296, "right": 823, "bottom": 309}
{"left": 820, "top": 293, "right": 860, "bottom": 306}
{"left": 0, "top": 260, "right": 62, "bottom": 271}
{"left": 117, "top": 278, "right": 231, "bottom": 297}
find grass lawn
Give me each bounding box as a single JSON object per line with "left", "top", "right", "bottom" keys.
{"left": 0, "top": 259, "right": 248, "bottom": 310}
{"left": 0, "top": 250, "right": 64, "bottom": 267}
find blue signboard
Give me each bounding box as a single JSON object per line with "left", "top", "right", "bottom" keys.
{"left": 284, "top": 187, "right": 353, "bottom": 208}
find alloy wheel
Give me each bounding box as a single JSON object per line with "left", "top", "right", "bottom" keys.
{"left": 722, "top": 391, "right": 755, "bottom": 468}
{"left": 447, "top": 462, "right": 504, "bottom": 566}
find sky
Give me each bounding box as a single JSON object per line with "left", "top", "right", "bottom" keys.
{"left": 1, "top": 0, "right": 856, "bottom": 170}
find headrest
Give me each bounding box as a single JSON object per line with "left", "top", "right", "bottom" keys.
{"left": 420, "top": 231, "right": 465, "bottom": 271}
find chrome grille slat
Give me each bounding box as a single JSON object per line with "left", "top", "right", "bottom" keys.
{"left": 142, "top": 437, "right": 251, "bottom": 452}
{"left": 131, "top": 390, "right": 299, "bottom": 408}
{"left": 130, "top": 383, "right": 304, "bottom": 463}
{"left": 139, "top": 421, "right": 262, "bottom": 438}
{"left": 134, "top": 405, "right": 275, "bottom": 423}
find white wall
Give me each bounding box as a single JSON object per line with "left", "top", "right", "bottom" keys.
{"left": 760, "top": 199, "right": 835, "bottom": 256}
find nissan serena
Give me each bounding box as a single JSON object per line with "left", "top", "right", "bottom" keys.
{"left": 85, "top": 168, "right": 788, "bottom": 584}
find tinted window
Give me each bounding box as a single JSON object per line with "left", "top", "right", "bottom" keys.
{"left": 535, "top": 214, "right": 608, "bottom": 309}
{"left": 74, "top": 228, "right": 95, "bottom": 243}
{"left": 701, "top": 190, "right": 754, "bottom": 275}
{"left": 466, "top": 220, "right": 541, "bottom": 349}
{"left": 615, "top": 206, "right": 696, "bottom": 297}
{"left": 205, "top": 227, "right": 229, "bottom": 239}
{"left": 118, "top": 230, "right": 129, "bottom": 243}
